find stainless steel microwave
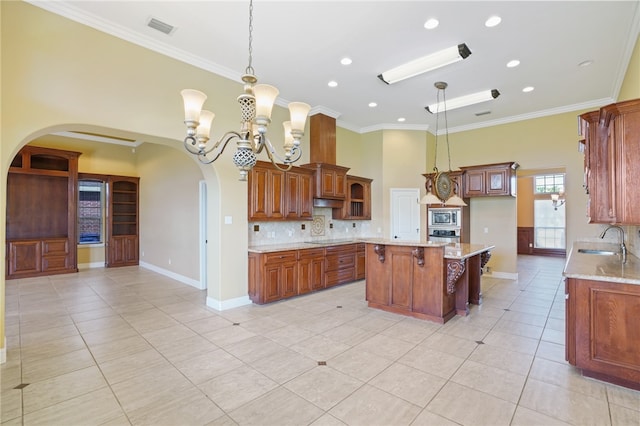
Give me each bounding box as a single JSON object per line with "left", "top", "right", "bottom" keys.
{"left": 428, "top": 207, "right": 461, "bottom": 227}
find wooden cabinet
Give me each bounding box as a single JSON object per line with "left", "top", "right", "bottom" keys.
{"left": 333, "top": 175, "right": 372, "bottom": 220}
{"left": 566, "top": 277, "right": 640, "bottom": 390}
{"left": 248, "top": 243, "right": 360, "bottom": 304}
{"left": 365, "top": 244, "right": 456, "bottom": 323}
{"left": 580, "top": 98, "right": 640, "bottom": 224}
{"left": 459, "top": 162, "right": 519, "bottom": 197}
{"left": 298, "top": 248, "right": 325, "bottom": 294}
{"left": 301, "top": 162, "right": 349, "bottom": 200}
{"left": 356, "top": 243, "right": 366, "bottom": 280}
{"left": 106, "top": 176, "right": 139, "bottom": 267}
{"left": 248, "top": 161, "right": 314, "bottom": 221}
{"left": 6, "top": 146, "right": 80, "bottom": 279}
{"left": 325, "top": 244, "right": 357, "bottom": 287}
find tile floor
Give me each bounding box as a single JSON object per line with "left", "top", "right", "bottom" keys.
{"left": 2, "top": 255, "right": 639, "bottom": 426}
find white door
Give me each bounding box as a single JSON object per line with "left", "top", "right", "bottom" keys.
{"left": 390, "top": 188, "right": 421, "bottom": 241}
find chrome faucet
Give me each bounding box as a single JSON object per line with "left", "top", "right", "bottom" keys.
{"left": 600, "top": 225, "right": 627, "bottom": 264}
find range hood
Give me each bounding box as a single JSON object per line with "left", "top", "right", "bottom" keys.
{"left": 302, "top": 113, "right": 350, "bottom": 208}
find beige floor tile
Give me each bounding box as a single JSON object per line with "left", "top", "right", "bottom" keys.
{"left": 369, "top": 363, "right": 446, "bottom": 407}
{"left": 87, "top": 334, "right": 151, "bottom": 364}
{"left": 184, "top": 314, "right": 235, "bottom": 334}
{"left": 607, "top": 384, "right": 640, "bottom": 412}
{"left": 610, "top": 403, "right": 640, "bottom": 425}
{"left": 344, "top": 312, "right": 400, "bottom": 332}
{"left": 70, "top": 307, "right": 118, "bottom": 323}
{"left": 204, "top": 414, "right": 240, "bottom": 426}
{"left": 19, "top": 334, "right": 87, "bottom": 363}
{"left": 482, "top": 330, "right": 540, "bottom": 355}
{"left": 309, "top": 413, "right": 347, "bottom": 426}
{"left": 81, "top": 322, "right": 140, "bottom": 347}
{"left": 534, "top": 340, "right": 566, "bottom": 364}
{"left": 140, "top": 323, "right": 198, "bottom": 346}
{"left": 519, "top": 378, "right": 611, "bottom": 425}
{"left": 225, "top": 335, "right": 288, "bottom": 364}
{"left": 427, "top": 381, "right": 516, "bottom": 426}
{"left": 541, "top": 327, "right": 565, "bottom": 345}
{"left": 1, "top": 362, "right": 23, "bottom": 391}
{"left": 511, "top": 406, "right": 571, "bottom": 425}
{"left": 451, "top": 359, "right": 527, "bottom": 403}
{"left": 501, "top": 309, "right": 549, "bottom": 327}
{"left": 378, "top": 318, "right": 440, "bottom": 344}
{"left": 410, "top": 409, "right": 460, "bottom": 426}
{"left": 285, "top": 366, "right": 363, "bottom": 411}
{"left": 154, "top": 334, "right": 220, "bottom": 364}
{"left": 110, "top": 366, "right": 195, "bottom": 414}
{"left": 420, "top": 331, "right": 480, "bottom": 358}
{"left": 250, "top": 347, "right": 317, "bottom": 384}
{"left": 320, "top": 323, "right": 375, "bottom": 346}
{"left": 22, "top": 366, "right": 108, "bottom": 414}
{"left": 1, "top": 389, "right": 22, "bottom": 422}
{"left": 175, "top": 348, "right": 244, "bottom": 384}
{"left": 22, "top": 348, "right": 96, "bottom": 384}
{"left": 398, "top": 346, "right": 466, "bottom": 380}
{"left": 22, "top": 387, "right": 125, "bottom": 426}
{"left": 264, "top": 324, "right": 318, "bottom": 347}
{"left": 353, "top": 333, "right": 416, "bottom": 360}
{"left": 98, "top": 348, "right": 171, "bottom": 385}
{"left": 120, "top": 309, "right": 180, "bottom": 333}
{"left": 329, "top": 384, "right": 421, "bottom": 425}
{"left": 291, "top": 334, "right": 351, "bottom": 361}
{"left": 529, "top": 357, "right": 608, "bottom": 400}
{"left": 202, "top": 324, "right": 257, "bottom": 347}
{"left": 328, "top": 347, "right": 394, "bottom": 382}
{"left": 468, "top": 342, "right": 534, "bottom": 376}
{"left": 228, "top": 386, "right": 324, "bottom": 425}
{"left": 493, "top": 318, "right": 544, "bottom": 339}
{"left": 19, "top": 315, "right": 74, "bottom": 335}
{"left": 126, "top": 386, "right": 224, "bottom": 426}
{"left": 20, "top": 324, "right": 79, "bottom": 347}
{"left": 197, "top": 365, "right": 278, "bottom": 412}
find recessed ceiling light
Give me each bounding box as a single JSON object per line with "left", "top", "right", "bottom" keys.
{"left": 578, "top": 60, "right": 594, "bottom": 67}
{"left": 424, "top": 18, "right": 439, "bottom": 30}
{"left": 397, "top": 117, "right": 406, "bottom": 122}
{"left": 341, "top": 57, "right": 352, "bottom": 66}
{"left": 368, "top": 102, "right": 378, "bottom": 108}
{"left": 485, "top": 16, "right": 502, "bottom": 27}
{"left": 328, "top": 81, "right": 338, "bottom": 88}
{"left": 522, "top": 86, "right": 534, "bottom": 93}
{"left": 506, "top": 60, "right": 520, "bottom": 68}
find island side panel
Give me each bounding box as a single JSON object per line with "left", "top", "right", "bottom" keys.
{"left": 412, "top": 247, "right": 453, "bottom": 321}
{"left": 365, "top": 244, "right": 391, "bottom": 306}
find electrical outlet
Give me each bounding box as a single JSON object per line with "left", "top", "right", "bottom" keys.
{"left": 352, "top": 223, "right": 356, "bottom": 228}
{"left": 253, "top": 224, "right": 259, "bottom": 232}
{"left": 329, "top": 223, "right": 333, "bottom": 229}
{"left": 301, "top": 223, "right": 305, "bottom": 230}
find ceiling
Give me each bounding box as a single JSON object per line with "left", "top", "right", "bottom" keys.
{"left": 31, "top": 1, "right": 640, "bottom": 134}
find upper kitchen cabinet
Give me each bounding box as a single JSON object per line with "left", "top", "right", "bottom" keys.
{"left": 248, "top": 161, "right": 313, "bottom": 221}
{"left": 580, "top": 98, "right": 640, "bottom": 224}
{"left": 333, "top": 175, "right": 372, "bottom": 220}
{"left": 460, "top": 162, "right": 519, "bottom": 198}
{"left": 301, "top": 162, "right": 349, "bottom": 202}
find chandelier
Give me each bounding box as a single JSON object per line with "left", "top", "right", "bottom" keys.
{"left": 421, "top": 81, "right": 467, "bottom": 206}
{"left": 180, "top": 0, "right": 311, "bottom": 181}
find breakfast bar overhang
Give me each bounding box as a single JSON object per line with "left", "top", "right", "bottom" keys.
{"left": 364, "top": 240, "right": 494, "bottom": 324}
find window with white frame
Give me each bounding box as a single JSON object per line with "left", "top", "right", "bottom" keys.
{"left": 78, "top": 180, "right": 105, "bottom": 244}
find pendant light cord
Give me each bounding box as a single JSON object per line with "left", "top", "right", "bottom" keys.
{"left": 246, "top": 0, "right": 255, "bottom": 76}
{"left": 433, "top": 83, "right": 452, "bottom": 172}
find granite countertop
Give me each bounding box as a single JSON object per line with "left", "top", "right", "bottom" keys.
{"left": 563, "top": 241, "right": 640, "bottom": 285}
{"left": 249, "top": 238, "right": 494, "bottom": 260}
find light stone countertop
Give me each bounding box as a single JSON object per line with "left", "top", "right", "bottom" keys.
{"left": 563, "top": 241, "right": 640, "bottom": 285}
{"left": 249, "top": 238, "right": 494, "bottom": 260}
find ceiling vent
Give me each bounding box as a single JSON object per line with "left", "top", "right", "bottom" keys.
{"left": 475, "top": 110, "right": 492, "bottom": 117}
{"left": 147, "top": 17, "right": 176, "bottom": 35}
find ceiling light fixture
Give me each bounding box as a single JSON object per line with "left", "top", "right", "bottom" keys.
{"left": 522, "top": 86, "right": 534, "bottom": 93}
{"left": 425, "top": 88, "right": 500, "bottom": 113}
{"left": 179, "top": 0, "right": 310, "bottom": 181}
{"left": 421, "top": 82, "right": 467, "bottom": 206}
{"left": 378, "top": 43, "right": 471, "bottom": 85}
{"left": 506, "top": 59, "right": 520, "bottom": 68}
{"left": 340, "top": 57, "right": 352, "bottom": 65}
{"left": 424, "top": 18, "right": 439, "bottom": 29}
{"left": 485, "top": 16, "right": 502, "bottom": 27}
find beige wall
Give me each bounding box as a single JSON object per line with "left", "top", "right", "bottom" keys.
{"left": 619, "top": 35, "right": 640, "bottom": 102}
{"left": 517, "top": 177, "right": 535, "bottom": 227}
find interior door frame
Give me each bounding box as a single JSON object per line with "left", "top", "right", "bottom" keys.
{"left": 390, "top": 187, "right": 421, "bottom": 241}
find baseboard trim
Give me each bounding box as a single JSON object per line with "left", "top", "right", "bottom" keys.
{"left": 139, "top": 261, "right": 204, "bottom": 290}
{"left": 206, "top": 295, "right": 252, "bottom": 311}
{"left": 485, "top": 271, "right": 519, "bottom": 280}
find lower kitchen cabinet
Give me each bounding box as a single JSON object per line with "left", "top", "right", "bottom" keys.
{"left": 356, "top": 243, "right": 366, "bottom": 280}
{"left": 248, "top": 243, "right": 362, "bottom": 304}
{"left": 565, "top": 277, "right": 640, "bottom": 390}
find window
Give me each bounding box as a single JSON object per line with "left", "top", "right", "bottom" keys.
{"left": 533, "top": 173, "right": 565, "bottom": 249}
{"left": 78, "top": 180, "right": 104, "bottom": 243}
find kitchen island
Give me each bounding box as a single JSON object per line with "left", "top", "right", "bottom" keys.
{"left": 563, "top": 241, "right": 640, "bottom": 390}
{"left": 363, "top": 240, "right": 493, "bottom": 324}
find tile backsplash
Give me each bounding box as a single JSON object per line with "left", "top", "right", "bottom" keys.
{"left": 249, "top": 208, "right": 373, "bottom": 246}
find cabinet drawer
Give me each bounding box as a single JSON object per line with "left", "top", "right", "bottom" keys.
{"left": 265, "top": 251, "right": 298, "bottom": 263}
{"left": 326, "top": 253, "right": 355, "bottom": 271}
{"left": 298, "top": 248, "right": 325, "bottom": 259}
{"left": 42, "top": 239, "right": 69, "bottom": 255}
{"left": 326, "top": 268, "right": 356, "bottom": 287}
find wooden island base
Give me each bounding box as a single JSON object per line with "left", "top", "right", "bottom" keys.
{"left": 364, "top": 241, "right": 492, "bottom": 324}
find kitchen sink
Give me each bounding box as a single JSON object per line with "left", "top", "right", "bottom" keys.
{"left": 577, "top": 248, "right": 619, "bottom": 256}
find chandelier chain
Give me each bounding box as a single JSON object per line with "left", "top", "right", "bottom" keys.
{"left": 246, "top": 0, "right": 255, "bottom": 75}
{"left": 433, "top": 83, "right": 452, "bottom": 172}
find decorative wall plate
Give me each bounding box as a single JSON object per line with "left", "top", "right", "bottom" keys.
{"left": 434, "top": 171, "right": 452, "bottom": 201}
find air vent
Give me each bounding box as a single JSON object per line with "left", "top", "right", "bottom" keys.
{"left": 475, "top": 110, "right": 491, "bottom": 116}
{"left": 147, "top": 17, "right": 175, "bottom": 35}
